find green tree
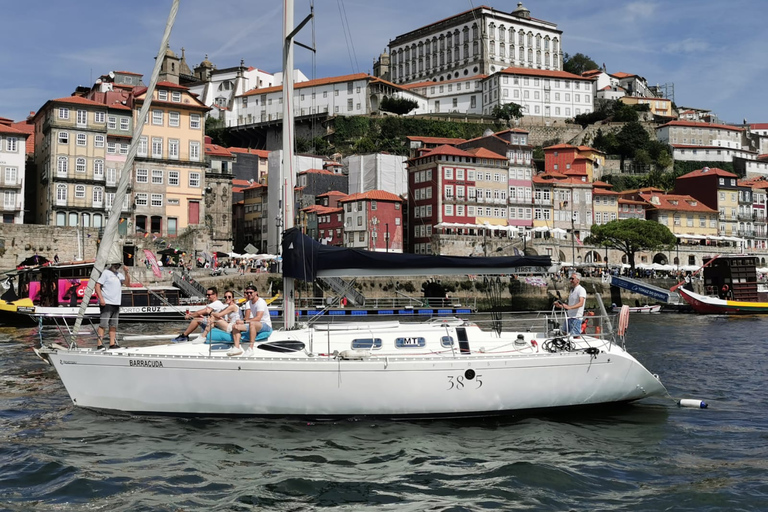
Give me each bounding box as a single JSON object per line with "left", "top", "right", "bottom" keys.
{"left": 379, "top": 96, "right": 419, "bottom": 115}
{"left": 592, "top": 128, "right": 619, "bottom": 155}
{"left": 205, "top": 115, "right": 230, "bottom": 146}
{"left": 563, "top": 53, "right": 599, "bottom": 75}
{"left": 491, "top": 102, "right": 524, "bottom": 126}
{"left": 616, "top": 121, "right": 650, "bottom": 169}
{"left": 584, "top": 219, "right": 676, "bottom": 270}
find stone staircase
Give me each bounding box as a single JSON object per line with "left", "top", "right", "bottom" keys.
{"left": 318, "top": 276, "right": 366, "bottom": 306}
{"left": 172, "top": 271, "right": 206, "bottom": 299}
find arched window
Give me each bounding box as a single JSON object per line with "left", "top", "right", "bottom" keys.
{"left": 93, "top": 186, "right": 104, "bottom": 206}
{"left": 93, "top": 213, "right": 103, "bottom": 228}
{"left": 56, "top": 184, "right": 67, "bottom": 203}
{"left": 94, "top": 159, "right": 104, "bottom": 179}
{"left": 76, "top": 157, "right": 86, "bottom": 173}
{"left": 57, "top": 156, "right": 68, "bottom": 176}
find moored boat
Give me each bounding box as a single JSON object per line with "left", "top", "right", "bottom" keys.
{"left": 33, "top": 0, "right": 667, "bottom": 419}
{"left": 678, "top": 255, "right": 768, "bottom": 314}
{"left": 1, "top": 261, "right": 206, "bottom": 324}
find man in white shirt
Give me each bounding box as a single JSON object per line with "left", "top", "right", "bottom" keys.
{"left": 95, "top": 261, "right": 127, "bottom": 350}
{"left": 228, "top": 285, "right": 272, "bottom": 356}
{"left": 173, "top": 287, "right": 226, "bottom": 342}
{"left": 556, "top": 272, "right": 587, "bottom": 336}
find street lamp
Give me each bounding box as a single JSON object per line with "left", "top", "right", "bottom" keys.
{"left": 571, "top": 210, "right": 576, "bottom": 266}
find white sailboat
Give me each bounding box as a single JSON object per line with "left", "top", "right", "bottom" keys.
{"left": 35, "top": 0, "right": 667, "bottom": 418}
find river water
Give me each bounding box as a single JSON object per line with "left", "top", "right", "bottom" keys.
{"left": 1, "top": 314, "right": 766, "bottom": 511}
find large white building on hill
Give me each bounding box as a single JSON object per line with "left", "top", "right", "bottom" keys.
{"left": 384, "top": 2, "right": 563, "bottom": 85}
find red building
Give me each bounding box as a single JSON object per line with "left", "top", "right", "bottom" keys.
{"left": 339, "top": 190, "right": 403, "bottom": 252}
{"left": 543, "top": 144, "right": 605, "bottom": 182}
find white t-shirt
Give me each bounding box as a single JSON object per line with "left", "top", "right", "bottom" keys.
{"left": 246, "top": 297, "right": 272, "bottom": 328}
{"left": 567, "top": 284, "right": 587, "bottom": 318}
{"left": 96, "top": 269, "right": 125, "bottom": 305}
{"left": 207, "top": 299, "right": 226, "bottom": 314}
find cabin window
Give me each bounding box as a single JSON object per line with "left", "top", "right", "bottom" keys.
{"left": 395, "top": 337, "right": 426, "bottom": 348}
{"left": 441, "top": 336, "right": 454, "bottom": 347}
{"left": 351, "top": 338, "right": 382, "bottom": 349}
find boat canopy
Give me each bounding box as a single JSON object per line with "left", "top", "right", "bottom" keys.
{"left": 282, "top": 227, "right": 552, "bottom": 281}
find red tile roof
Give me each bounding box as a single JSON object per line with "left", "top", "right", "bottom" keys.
{"left": 499, "top": 66, "right": 592, "bottom": 81}
{"left": 298, "top": 168, "right": 337, "bottom": 176}
{"left": 339, "top": 190, "right": 403, "bottom": 203}
{"left": 749, "top": 123, "right": 768, "bottom": 130}
{"left": 657, "top": 120, "right": 744, "bottom": 133}
{"left": 399, "top": 74, "right": 488, "bottom": 89}
{"left": 205, "top": 143, "right": 234, "bottom": 157}
{"left": 464, "top": 147, "right": 507, "bottom": 160}
{"left": 639, "top": 193, "right": 717, "bottom": 213}
{"left": 228, "top": 147, "right": 270, "bottom": 158}
{"left": 610, "top": 72, "right": 638, "bottom": 79}
{"left": 416, "top": 144, "right": 476, "bottom": 159}
{"left": 677, "top": 167, "right": 738, "bottom": 179}
{"left": 544, "top": 143, "right": 577, "bottom": 150}
{"left": 241, "top": 73, "right": 370, "bottom": 97}
{"left": 0, "top": 124, "right": 29, "bottom": 136}
{"left": 406, "top": 136, "right": 467, "bottom": 145}
{"left": 10, "top": 120, "right": 34, "bottom": 153}
{"left": 317, "top": 190, "right": 348, "bottom": 198}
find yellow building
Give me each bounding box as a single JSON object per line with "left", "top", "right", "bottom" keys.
{"left": 638, "top": 192, "right": 718, "bottom": 237}
{"left": 132, "top": 81, "right": 210, "bottom": 237}
{"left": 620, "top": 96, "right": 673, "bottom": 117}
{"left": 592, "top": 181, "right": 619, "bottom": 226}
{"left": 33, "top": 96, "right": 127, "bottom": 228}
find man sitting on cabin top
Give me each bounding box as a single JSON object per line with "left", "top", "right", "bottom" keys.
{"left": 227, "top": 285, "right": 272, "bottom": 357}
{"left": 173, "top": 287, "right": 226, "bottom": 342}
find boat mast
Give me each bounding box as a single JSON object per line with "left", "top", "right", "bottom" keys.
{"left": 282, "top": 0, "right": 313, "bottom": 329}
{"left": 69, "top": 0, "right": 180, "bottom": 345}
{"left": 282, "top": 0, "right": 296, "bottom": 328}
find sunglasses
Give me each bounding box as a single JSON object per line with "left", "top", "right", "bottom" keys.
{"left": 206, "top": 293, "right": 214, "bottom": 296}
{"left": 225, "top": 296, "right": 234, "bottom": 299}
{"left": 245, "top": 291, "right": 254, "bottom": 294}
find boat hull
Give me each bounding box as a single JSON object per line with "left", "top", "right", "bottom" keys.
{"left": 679, "top": 287, "right": 768, "bottom": 314}
{"left": 46, "top": 344, "right": 665, "bottom": 418}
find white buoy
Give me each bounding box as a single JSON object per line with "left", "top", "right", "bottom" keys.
{"left": 679, "top": 399, "right": 708, "bottom": 409}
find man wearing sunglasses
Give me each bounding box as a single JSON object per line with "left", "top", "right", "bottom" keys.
{"left": 228, "top": 285, "right": 272, "bottom": 356}
{"left": 555, "top": 272, "right": 587, "bottom": 336}
{"left": 173, "top": 287, "right": 226, "bottom": 342}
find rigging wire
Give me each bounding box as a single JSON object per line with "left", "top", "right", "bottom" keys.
{"left": 336, "top": 0, "right": 359, "bottom": 73}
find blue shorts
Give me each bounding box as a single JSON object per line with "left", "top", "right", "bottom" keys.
{"left": 565, "top": 317, "right": 581, "bottom": 335}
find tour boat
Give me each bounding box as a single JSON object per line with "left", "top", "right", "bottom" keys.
{"left": 1, "top": 261, "right": 206, "bottom": 324}
{"left": 677, "top": 255, "right": 768, "bottom": 314}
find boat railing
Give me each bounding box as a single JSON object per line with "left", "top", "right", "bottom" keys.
{"left": 465, "top": 310, "right": 622, "bottom": 343}
{"left": 268, "top": 296, "right": 477, "bottom": 310}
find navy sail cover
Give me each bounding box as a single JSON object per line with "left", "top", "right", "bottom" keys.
{"left": 282, "top": 227, "right": 552, "bottom": 282}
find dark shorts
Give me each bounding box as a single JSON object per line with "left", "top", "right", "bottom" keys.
{"left": 99, "top": 304, "right": 120, "bottom": 328}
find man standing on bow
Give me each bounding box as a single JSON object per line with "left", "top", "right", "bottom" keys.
{"left": 95, "top": 262, "right": 127, "bottom": 350}
{"left": 556, "top": 272, "right": 587, "bottom": 336}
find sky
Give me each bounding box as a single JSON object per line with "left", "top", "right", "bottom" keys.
{"left": 1, "top": 0, "right": 766, "bottom": 125}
